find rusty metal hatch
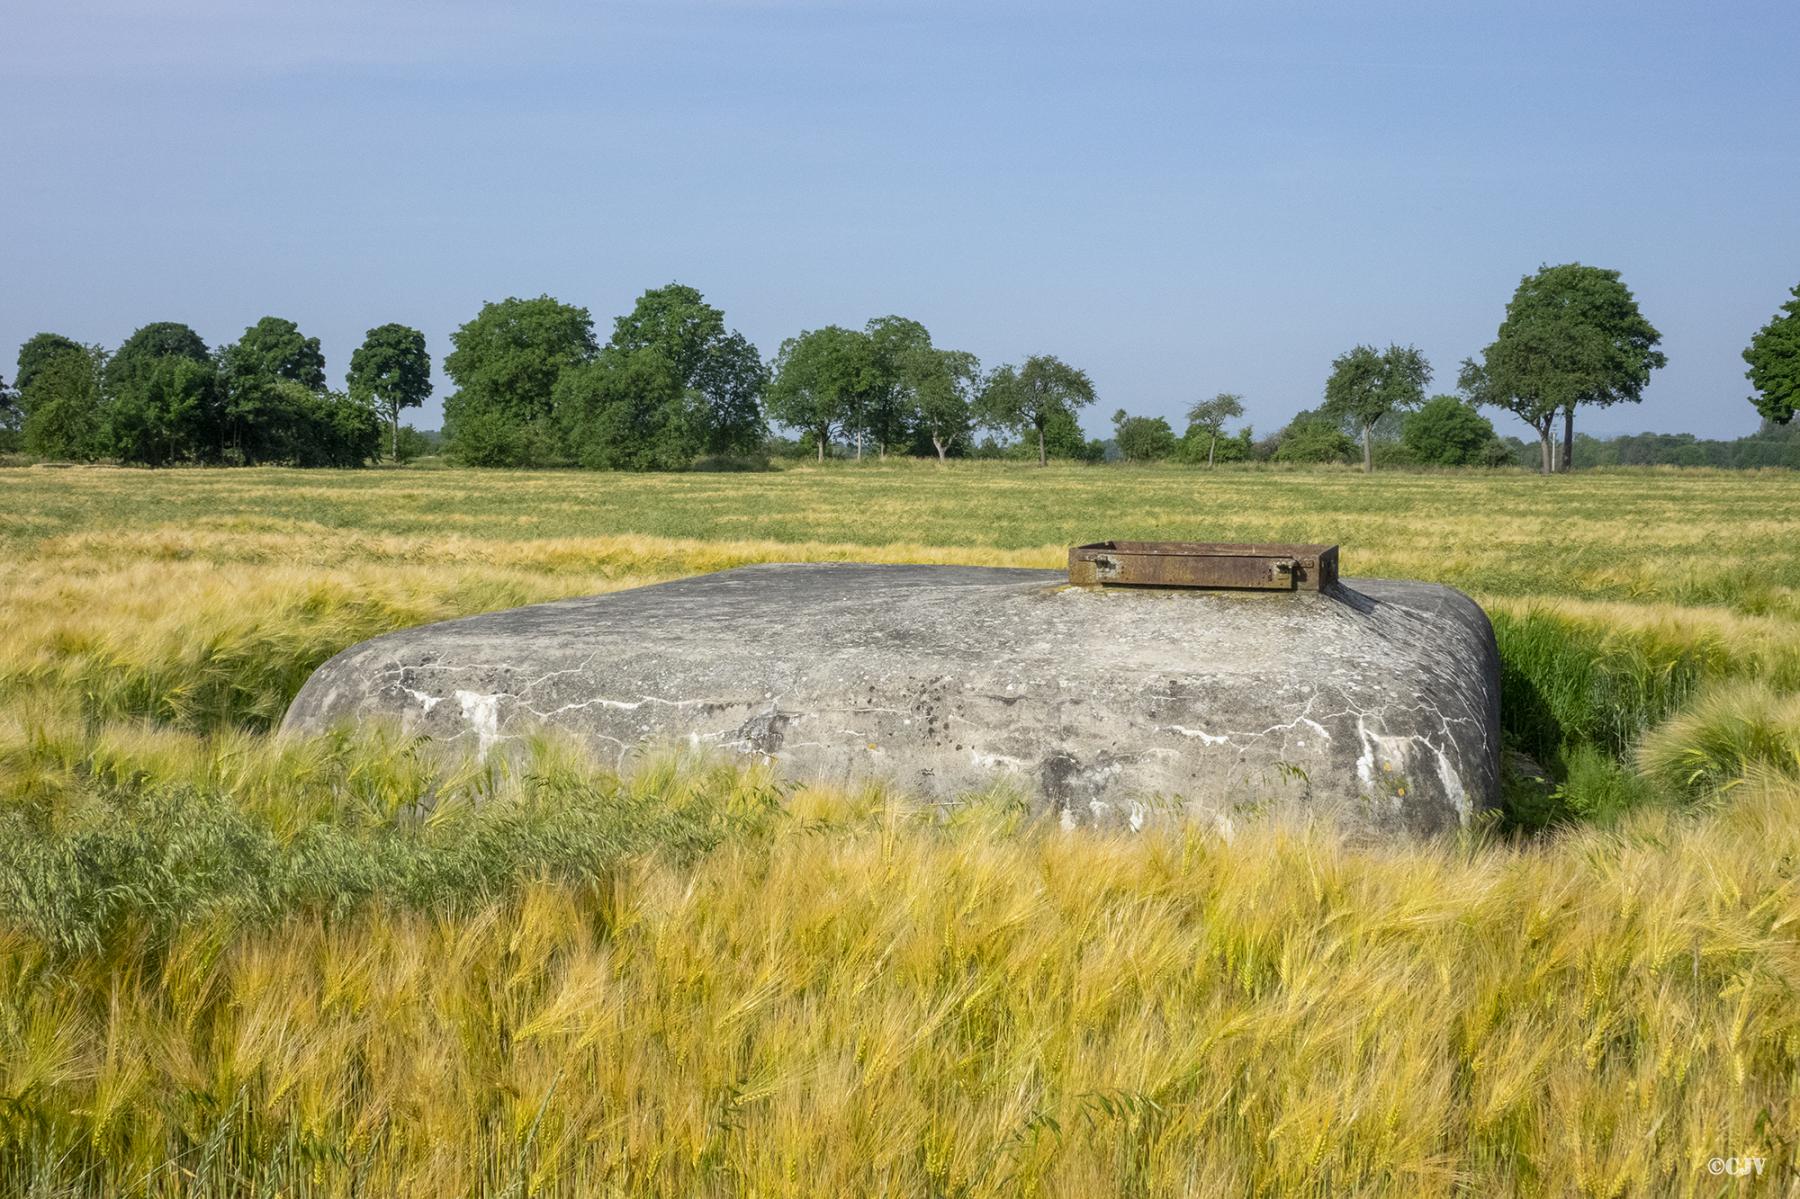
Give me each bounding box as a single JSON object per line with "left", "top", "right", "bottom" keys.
{"left": 1067, "top": 541, "right": 1339, "bottom": 592}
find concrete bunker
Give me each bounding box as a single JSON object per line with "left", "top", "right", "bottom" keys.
{"left": 282, "top": 544, "right": 1501, "bottom": 836}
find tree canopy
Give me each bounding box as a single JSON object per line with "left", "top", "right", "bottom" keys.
{"left": 980, "top": 355, "right": 1097, "bottom": 466}
{"left": 861, "top": 316, "right": 933, "bottom": 458}
{"left": 102, "top": 323, "right": 216, "bottom": 464}
{"left": 16, "top": 333, "right": 84, "bottom": 394}
{"left": 766, "top": 326, "right": 871, "bottom": 461}
{"left": 1402, "top": 395, "right": 1502, "bottom": 466}
{"left": 604, "top": 284, "right": 766, "bottom": 457}
{"left": 1744, "top": 283, "right": 1800, "bottom": 426}
{"left": 554, "top": 349, "right": 697, "bottom": 472}
{"left": 1112, "top": 409, "right": 1178, "bottom": 462}
{"left": 20, "top": 343, "right": 106, "bottom": 461}
{"left": 348, "top": 323, "right": 433, "bottom": 462}
{"left": 443, "top": 296, "right": 597, "bottom": 437}
{"left": 1462, "top": 264, "right": 1664, "bottom": 474}
{"left": 909, "top": 348, "right": 981, "bottom": 461}
{"left": 1185, "top": 392, "right": 1245, "bottom": 468}
{"left": 105, "top": 322, "right": 210, "bottom": 406}
{"left": 1321, "top": 344, "right": 1431, "bottom": 472}
{"left": 1273, "top": 410, "right": 1356, "bottom": 464}
{"left": 225, "top": 317, "right": 327, "bottom": 390}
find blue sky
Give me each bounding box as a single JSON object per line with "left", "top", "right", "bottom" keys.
{"left": 3, "top": 0, "right": 1795, "bottom": 440}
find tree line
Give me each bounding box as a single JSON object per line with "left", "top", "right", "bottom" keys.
{"left": 1, "top": 320, "right": 430, "bottom": 467}
{"left": 4, "top": 266, "right": 1795, "bottom": 474}
{"left": 437, "top": 287, "right": 1104, "bottom": 470}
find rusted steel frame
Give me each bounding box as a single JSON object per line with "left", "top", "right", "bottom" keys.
{"left": 1067, "top": 541, "right": 1339, "bottom": 591}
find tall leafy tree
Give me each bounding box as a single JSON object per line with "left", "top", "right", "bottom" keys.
{"left": 862, "top": 316, "right": 933, "bottom": 458}
{"left": 218, "top": 320, "right": 320, "bottom": 464}
{"left": 20, "top": 343, "right": 107, "bottom": 461}
{"left": 1463, "top": 264, "right": 1664, "bottom": 473}
{"left": 104, "top": 323, "right": 216, "bottom": 463}
{"left": 1321, "top": 344, "right": 1431, "bottom": 473}
{"left": 909, "top": 348, "right": 981, "bottom": 462}
{"left": 979, "top": 355, "right": 1097, "bottom": 466}
{"left": 443, "top": 296, "right": 597, "bottom": 448}
{"left": 766, "top": 327, "right": 871, "bottom": 461}
{"left": 1185, "top": 392, "right": 1245, "bottom": 468}
{"left": 106, "top": 322, "right": 209, "bottom": 402}
{"left": 555, "top": 350, "right": 699, "bottom": 471}
{"left": 1744, "top": 283, "right": 1800, "bottom": 426}
{"left": 347, "top": 323, "right": 433, "bottom": 462}
{"left": 109, "top": 356, "right": 221, "bottom": 466}
{"left": 606, "top": 284, "right": 767, "bottom": 457}
{"left": 226, "top": 317, "right": 326, "bottom": 389}
{"left": 16, "top": 332, "right": 84, "bottom": 394}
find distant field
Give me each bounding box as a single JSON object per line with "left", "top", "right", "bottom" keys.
{"left": 3, "top": 461, "right": 1799, "bottom": 1195}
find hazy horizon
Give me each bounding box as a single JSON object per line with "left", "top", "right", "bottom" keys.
{"left": 4, "top": 0, "right": 1796, "bottom": 442}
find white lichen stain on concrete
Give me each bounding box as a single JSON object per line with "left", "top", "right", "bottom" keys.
{"left": 400, "top": 687, "right": 441, "bottom": 714}
{"left": 455, "top": 691, "right": 505, "bottom": 760}
{"left": 1355, "top": 715, "right": 1417, "bottom": 791}
{"left": 1162, "top": 724, "right": 1233, "bottom": 745}
{"left": 1432, "top": 747, "right": 1471, "bottom": 820}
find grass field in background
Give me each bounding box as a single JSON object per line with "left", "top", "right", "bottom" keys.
{"left": 3, "top": 460, "right": 1799, "bottom": 1195}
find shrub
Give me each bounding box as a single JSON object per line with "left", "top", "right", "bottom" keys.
{"left": 446, "top": 406, "right": 540, "bottom": 467}
{"left": 1272, "top": 413, "right": 1355, "bottom": 463}
{"left": 1111, "top": 410, "right": 1179, "bottom": 462}
{"left": 1402, "top": 395, "right": 1498, "bottom": 465}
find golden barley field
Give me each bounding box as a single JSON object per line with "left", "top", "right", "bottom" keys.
{"left": 3, "top": 460, "right": 1800, "bottom": 1197}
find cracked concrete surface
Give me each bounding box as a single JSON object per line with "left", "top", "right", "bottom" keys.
{"left": 281, "top": 563, "right": 1501, "bottom": 836}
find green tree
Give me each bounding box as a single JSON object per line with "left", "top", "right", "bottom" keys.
{"left": 16, "top": 332, "right": 84, "bottom": 394}
{"left": 1744, "top": 283, "right": 1800, "bottom": 426}
{"left": 979, "top": 355, "right": 1097, "bottom": 466}
{"left": 217, "top": 320, "right": 326, "bottom": 465}
{"left": 555, "top": 350, "right": 699, "bottom": 471}
{"left": 910, "top": 348, "right": 981, "bottom": 461}
{"left": 21, "top": 343, "right": 107, "bottom": 460}
{"left": 862, "top": 316, "right": 933, "bottom": 458}
{"left": 1184, "top": 392, "right": 1245, "bottom": 468}
{"left": 1402, "top": 395, "right": 1502, "bottom": 466}
{"left": 106, "top": 323, "right": 209, "bottom": 392}
{"left": 286, "top": 386, "right": 382, "bottom": 467}
{"left": 1464, "top": 264, "right": 1664, "bottom": 474}
{"left": 108, "top": 356, "right": 221, "bottom": 466}
{"left": 347, "top": 323, "right": 433, "bottom": 462}
{"left": 0, "top": 373, "right": 17, "bottom": 451}
{"left": 104, "top": 323, "right": 216, "bottom": 463}
{"left": 1321, "top": 344, "right": 1431, "bottom": 473}
{"left": 1272, "top": 410, "right": 1356, "bottom": 464}
{"left": 766, "top": 327, "right": 871, "bottom": 462}
{"left": 1043, "top": 408, "right": 1105, "bottom": 462}
{"left": 605, "top": 284, "right": 767, "bottom": 457}
{"left": 443, "top": 296, "right": 596, "bottom": 455}
{"left": 226, "top": 317, "right": 326, "bottom": 390}
{"left": 1111, "top": 409, "right": 1178, "bottom": 461}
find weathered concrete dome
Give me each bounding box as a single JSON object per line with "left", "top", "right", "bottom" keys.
{"left": 282, "top": 563, "right": 1501, "bottom": 836}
